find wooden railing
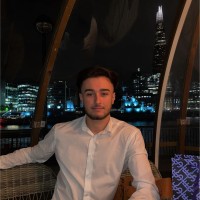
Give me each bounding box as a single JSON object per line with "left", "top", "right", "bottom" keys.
{"left": 140, "top": 125, "right": 199, "bottom": 159}
{"left": 0, "top": 129, "right": 32, "bottom": 155}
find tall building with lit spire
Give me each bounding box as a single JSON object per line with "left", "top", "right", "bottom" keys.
{"left": 152, "top": 6, "right": 166, "bottom": 74}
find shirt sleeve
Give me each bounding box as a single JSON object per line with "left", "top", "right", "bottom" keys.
{"left": 0, "top": 126, "right": 56, "bottom": 169}
{"left": 126, "top": 129, "right": 160, "bottom": 200}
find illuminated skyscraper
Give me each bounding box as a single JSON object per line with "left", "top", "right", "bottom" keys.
{"left": 47, "top": 81, "right": 66, "bottom": 110}
{"left": 152, "top": 6, "right": 166, "bottom": 74}
{"left": 4, "top": 83, "right": 18, "bottom": 110}
{"left": 18, "top": 84, "right": 39, "bottom": 111}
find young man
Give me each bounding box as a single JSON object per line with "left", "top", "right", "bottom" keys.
{"left": 0, "top": 66, "right": 160, "bottom": 199}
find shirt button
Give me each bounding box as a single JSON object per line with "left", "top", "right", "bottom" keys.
{"left": 86, "top": 172, "right": 90, "bottom": 178}
{"left": 83, "top": 193, "right": 89, "bottom": 199}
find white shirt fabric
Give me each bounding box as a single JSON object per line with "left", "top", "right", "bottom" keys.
{"left": 0, "top": 116, "right": 160, "bottom": 200}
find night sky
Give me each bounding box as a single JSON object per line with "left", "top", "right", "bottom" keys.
{"left": 53, "top": 0, "right": 182, "bottom": 86}
{"left": 2, "top": 0, "right": 185, "bottom": 85}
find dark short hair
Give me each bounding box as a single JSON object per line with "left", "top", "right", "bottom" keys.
{"left": 76, "top": 66, "right": 119, "bottom": 92}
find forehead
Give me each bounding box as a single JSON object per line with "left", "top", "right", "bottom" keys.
{"left": 81, "top": 76, "right": 114, "bottom": 90}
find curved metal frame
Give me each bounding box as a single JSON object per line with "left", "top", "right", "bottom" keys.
{"left": 154, "top": 0, "right": 192, "bottom": 168}
{"left": 179, "top": 15, "right": 199, "bottom": 154}
{"left": 31, "top": 0, "right": 76, "bottom": 146}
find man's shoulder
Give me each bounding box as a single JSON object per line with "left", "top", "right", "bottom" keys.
{"left": 110, "top": 117, "right": 142, "bottom": 145}
{"left": 110, "top": 117, "right": 140, "bottom": 132}
{"left": 53, "top": 116, "right": 84, "bottom": 130}
{"left": 111, "top": 117, "right": 137, "bottom": 128}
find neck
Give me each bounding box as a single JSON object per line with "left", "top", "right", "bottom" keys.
{"left": 86, "top": 115, "right": 110, "bottom": 134}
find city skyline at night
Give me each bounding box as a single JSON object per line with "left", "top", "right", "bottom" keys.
{"left": 1, "top": 4, "right": 199, "bottom": 115}
{"left": 1, "top": 71, "right": 199, "bottom": 114}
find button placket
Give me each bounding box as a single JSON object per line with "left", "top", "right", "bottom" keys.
{"left": 83, "top": 136, "right": 97, "bottom": 199}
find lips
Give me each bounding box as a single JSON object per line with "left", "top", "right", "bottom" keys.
{"left": 92, "top": 107, "right": 104, "bottom": 110}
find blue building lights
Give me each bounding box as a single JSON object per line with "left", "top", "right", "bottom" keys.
{"left": 121, "top": 95, "right": 155, "bottom": 113}
{"left": 65, "top": 100, "right": 75, "bottom": 112}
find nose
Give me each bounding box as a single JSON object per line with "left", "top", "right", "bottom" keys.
{"left": 94, "top": 93, "right": 101, "bottom": 104}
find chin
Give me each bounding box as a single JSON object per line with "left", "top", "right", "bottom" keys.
{"left": 86, "top": 112, "right": 110, "bottom": 120}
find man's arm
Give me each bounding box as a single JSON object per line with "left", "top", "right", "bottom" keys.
{"left": 127, "top": 130, "right": 160, "bottom": 200}
{"left": 0, "top": 126, "right": 56, "bottom": 169}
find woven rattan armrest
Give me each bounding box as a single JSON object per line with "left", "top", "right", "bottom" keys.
{"left": 0, "top": 163, "right": 56, "bottom": 200}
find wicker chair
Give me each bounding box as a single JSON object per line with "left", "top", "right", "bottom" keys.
{"left": 0, "top": 163, "right": 56, "bottom": 200}
{"left": 113, "top": 160, "right": 173, "bottom": 200}
{"left": 0, "top": 161, "right": 172, "bottom": 200}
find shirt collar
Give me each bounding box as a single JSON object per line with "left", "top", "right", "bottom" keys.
{"left": 81, "top": 115, "right": 113, "bottom": 136}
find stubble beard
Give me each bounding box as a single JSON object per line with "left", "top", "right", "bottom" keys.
{"left": 85, "top": 110, "right": 110, "bottom": 120}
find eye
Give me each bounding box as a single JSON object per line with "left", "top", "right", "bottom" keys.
{"left": 101, "top": 92, "right": 109, "bottom": 96}
{"left": 85, "top": 92, "right": 93, "bottom": 96}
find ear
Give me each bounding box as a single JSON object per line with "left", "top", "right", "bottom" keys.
{"left": 79, "top": 93, "right": 83, "bottom": 102}
{"left": 112, "top": 92, "right": 116, "bottom": 104}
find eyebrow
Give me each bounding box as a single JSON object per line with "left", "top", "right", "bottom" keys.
{"left": 83, "top": 89, "right": 111, "bottom": 93}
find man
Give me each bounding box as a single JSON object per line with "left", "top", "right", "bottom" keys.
{"left": 0, "top": 66, "right": 160, "bottom": 199}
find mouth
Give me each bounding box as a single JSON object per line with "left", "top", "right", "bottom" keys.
{"left": 92, "top": 107, "right": 104, "bottom": 110}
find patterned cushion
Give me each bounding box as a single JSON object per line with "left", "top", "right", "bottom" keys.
{"left": 171, "top": 154, "right": 200, "bottom": 200}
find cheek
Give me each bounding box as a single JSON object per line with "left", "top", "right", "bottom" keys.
{"left": 82, "top": 97, "right": 93, "bottom": 106}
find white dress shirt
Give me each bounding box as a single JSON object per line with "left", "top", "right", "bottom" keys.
{"left": 0, "top": 116, "right": 160, "bottom": 200}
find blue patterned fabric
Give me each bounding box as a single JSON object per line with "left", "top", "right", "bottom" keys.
{"left": 171, "top": 154, "right": 200, "bottom": 200}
